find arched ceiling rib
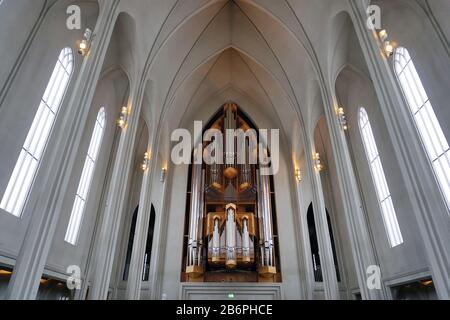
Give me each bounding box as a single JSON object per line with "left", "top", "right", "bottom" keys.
{"left": 113, "top": 0, "right": 352, "bottom": 155}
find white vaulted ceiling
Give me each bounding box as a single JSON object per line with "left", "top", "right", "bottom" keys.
{"left": 112, "top": 0, "right": 353, "bottom": 151}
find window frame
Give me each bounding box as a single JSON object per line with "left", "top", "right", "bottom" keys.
{"left": 359, "top": 107, "right": 404, "bottom": 248}
{"left": 64, "top": 107, "right": 106, "bottom": 246}
{"left": 394, "top": 47, "right": 450, "bottom": 210}
{"left": 0, "top": 47, "right": 74, "bottom": 217}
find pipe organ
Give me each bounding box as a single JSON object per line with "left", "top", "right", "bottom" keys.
{"left": 183, "top": 103, "right": 280, "bottom": 283}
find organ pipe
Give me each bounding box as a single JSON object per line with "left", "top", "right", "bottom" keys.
{"left": 242, "top": 219, "right": 250, "bottom": 262}
{"left": 185, "top": 103, "right": 278, "bottom": 282}
{"left": 212, "top": 218, "right": 220, "bottom": 262}
{"left": 187, "top": 146, "right": 203, "bottom": 267}
{"left": 257, "top": 166, "right": 276, "bottom": 268}
{"left": 225, "top": 204, "right": 237, "bottom": 268}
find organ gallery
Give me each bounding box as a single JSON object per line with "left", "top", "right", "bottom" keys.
{"left": 182, "top": 104, "right": 281, "bottom": 283}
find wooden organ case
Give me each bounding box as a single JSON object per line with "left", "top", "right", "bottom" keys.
{"left": 182, "top": 103, "right": 281, "bottom": 283}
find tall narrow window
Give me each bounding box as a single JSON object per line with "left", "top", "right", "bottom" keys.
{"left": 359, "top": 108, "right": 403, "bottom": 247}
{"left": 65, "top": 108, "right": 106, "bottom": 245}
{"left": 394, "top": 47, "right": 450, "bottom": 207}
{"left": 1, "top": 48, "right": 74, "bottom": 217}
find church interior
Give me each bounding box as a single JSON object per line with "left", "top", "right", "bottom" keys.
{"left": 0, "top": 0, "right": 450, "bottom": 300}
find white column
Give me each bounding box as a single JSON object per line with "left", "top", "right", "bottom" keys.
{"left": 5, "top": 0, "right": 120, "bottom": 300}
{"left": 295, "top": 181, "right": 315, "bottom": 300}
{"left": 306, "top": 143, "right": 340, "bottom": 300}
{"left": 316, "top": 79, "right": 385, "bottom": 299}
{"left": 125, "top": 158, "right": 153, "bottom": 300}
{"left": 88, "top": 77, "right": 147, "bottom": 300}
{"left": 348, "top": 0, "right": 450, "bottom": 299}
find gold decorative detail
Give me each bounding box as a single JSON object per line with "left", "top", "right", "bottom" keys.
{"left": 239, "top": 182, "right": 251, "bottom": 191}
{"left": 186, "top": 266, "right": 204, "bottom": 278}
{"left": 259, "top": 266, "right": 277, "bottom": 277}
{"left": 226, "top": 260, "right": 237, "bottom": 269}
{"left": 224, "top": 167, "right": 238, "bottom": 180}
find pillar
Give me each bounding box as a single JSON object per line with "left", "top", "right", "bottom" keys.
{"left": 5, "top": 0, "right": 120, "bottom": 300}
{"left": 305, "top": 140, "right": 340, "bottom": 300}
{"left": 125, "top": 154, "right": 153, "bottom": 300}
{"left": 347, "top": 0, "right": 450, "bottom": 299}
{"left": 88, "top": 75, "right": 147, "bottom": 299}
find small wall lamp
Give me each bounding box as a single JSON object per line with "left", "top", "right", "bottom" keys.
{"left": 337, "top": 107, "right": 348, "bottom": 131}
{"left": 160, "top": 168, "right": 167, "bottom": 183}
{"left": 378, "top": 29, "right": 396, "bottom": 57}
{"left": 314, "top": 153, "right": 324, "bottom": 172}
{"left": 78, "top": 28, "right": 93, "bottom": 56}
{"left": 141, "top": 152, "right": 150, "bottom": 172}
{"left": 295, "top": 168, "right": 302, "bottom": 182}
{"left": 116, "top": 106, "right": 129, "bottom": 129}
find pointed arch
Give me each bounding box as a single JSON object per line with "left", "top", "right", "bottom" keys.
{"left": 394, "top": 47, "right": 450, "bottom": 208}
{"left": 65, "top": 107, "right": 106, "bottom": 245}
{"left": 1, "top": 47, "right": 74, "bottom": 217}
{"left": 358, "top": 107, "right": 403, "bottom": 248}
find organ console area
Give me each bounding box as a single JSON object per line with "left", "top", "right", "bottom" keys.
{"left": 182, "top": 103, "right": 281, "bottom": 283}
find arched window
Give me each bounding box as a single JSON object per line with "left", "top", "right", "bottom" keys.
{"left": 307, "top": 204, "right": 341, "bottom": 283}
{"left": 359, "top": 108, "right": 403, "bottom": 247}
{"left": 1, "top": 47, "right": 74, "bottom": 217}
{"left": 123, "top": 205, "right": 156, "bottom": 281}
{"left": 65, "top": 108, "right": 106, "bottom": 245}
{"left": 394, "top": 47, "right": 450, "bottom": 207}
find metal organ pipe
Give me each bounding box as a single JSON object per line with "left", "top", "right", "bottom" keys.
{"left": 212, "top": 218, "right": 220, "bottom": 262}
{"left": 197, "top": 169, "right": 205, "bottom": 266}
{"left": 257, "top": 168, "right": 275, "bottom": 268}
{"left": 225, "top": 205, "right": 237, "bottom": 267}
{"left": 187, "top": 146, "right": 204, "bottom": 267}
{"left": 224, "top": 105, "right": 237, "bottom": 177}
{"left": 242, "top": 219, "right": 250, "bottom": 260}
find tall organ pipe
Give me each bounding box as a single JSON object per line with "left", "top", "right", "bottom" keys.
{"left": 225, "top": 105, "right": 236, "bottom": 167}
{"left": 187, "top": 146, "right": 203, "bottom": 267}
{"left": 226, "top": 206, "right": 237, "bottom": 266}
{"left": 257, "top": 167, "right": 275, "bottom": 267}
{"left": 242, "top": 219, "right": 250, "bottom": 260}
{"left": 212, "top": 219, "right": 220, "bottom": 262}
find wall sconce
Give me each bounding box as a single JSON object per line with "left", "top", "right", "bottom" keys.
{"left": 378, "top": 29, "right": 396, "bottom": 57}
{"left": 383, "top": 41, "right": 395, "bottom": 57}
{"left": 295, "top": 168, "right": 302, "bottom": 182}
{"left": 141, "top": 152, "right": 150, "bottom": 172}
{"left": 160, "top": 168, "right": 167, "bottom": 183}
{"left": 78, "top": 28, "right": 93, "bottom": 56}
{"left": 116, "top": 106, "right": 129, "bottom": 129}
{"left": 337, "top": 107, "right": 348, "bottom": 131}
{"left": 378, "top": 29, "right": 388, "bottom": 42}
{"left": 313, "top": 153, "right": 324, "bottom": 172}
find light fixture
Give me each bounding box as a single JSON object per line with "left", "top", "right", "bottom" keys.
{"left": 77, "top": 28, "right": 93, "bottom": 56}
{"left": 141, "top": 152, "right": 150, "bottom": 172}
{"left": 160, "top": 167, "right": 167, "bottom": 183}
{"left": 313, "top": 153, "right": 324, "bottom": 172}
{"left": 377, "top": 29, "right": 396, "bottom": 58}
{"left": 295, "top": 168, "right": 302, "bottom": 182}
{"left": 116, "top": 106, "right": 129, "bottom": 129}
{"left": 337, "top": 107, "right": 348, "bottom": 131}
{"left": 383, "top": 41, "right": 395, "bottom": 57}
{"left": 420, "top": 279, "right": 433, "bottom": 287}
{"left": 378, "top": 29, "right": 388, "bottom": 42}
